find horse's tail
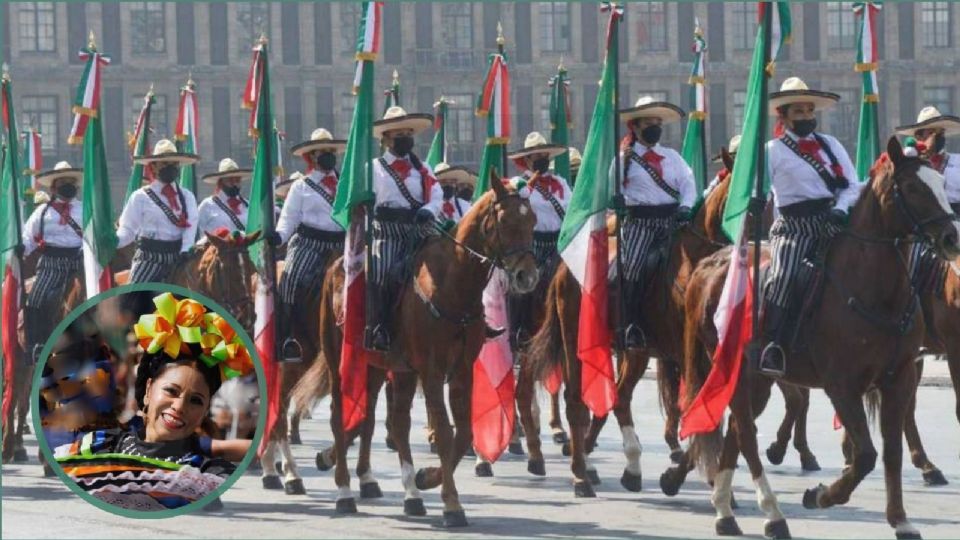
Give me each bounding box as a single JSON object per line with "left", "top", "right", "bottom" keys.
{"left": 864, "top": 387, "right": 881, "bottom": 427}
{"left": 656, "top": 357, "right": 681, "bottom": 416}
{"left": 527, "top": 273, "right": 564, "bottom": 385}
{"left": 289, "top": 353, "right": 332, "bottom": 420}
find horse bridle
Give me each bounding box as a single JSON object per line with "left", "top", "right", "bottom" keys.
{"left": 207, "top": 244, "right": 255, "bottom": 331}
{"left": 434, "top": 192, "right": 536, "bottom": 274}
{"left": 890, "top": 166, "right": 958, "bottom": 245}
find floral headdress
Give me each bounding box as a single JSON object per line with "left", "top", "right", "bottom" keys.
{"left": 133, "top": 293, "right": 255, "bottom": 381}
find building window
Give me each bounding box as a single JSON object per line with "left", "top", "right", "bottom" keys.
{"left": 339, "top": 3, "right": 361, "bottom": 55}
{"left": 921, "top": 2, "right": 952, "bottom": 48}
{"left": 441, "top": 4, "right": 472, "bottom": 50}
{"left": 339, "top": 92, "right": 356, "bottom": 140}
{"left": 923, "top": 87, "right": 953, "bottom": 115}
{"left": 539, "top": 92, "right": 552, "bottom": 134}
{"left": 129, "top": 94, "right": 168, "bottom": 141}
{"left": 826, "top": 2, "right": 857, "bottom": 50}
{"left": 130, "top": 2, "right": 166, "bottom": 54}
{"left": 731, "top": 2, "right": 757, "bottom": 51}
{"left": 236, "top": 2, "right": 271, "bottom": 54}
{"left": 446, "top": 93, "right": 477, "bottom": 164}
{"left": 21, "top": 96, "right": 58, "bottom": 151}
{"left": 18, "top": 2, "right": 56, "bottom": 52}
{"left": 538, "top": 2, "right": 570, "bottom": 53}
{"left": 732, "top": 90, "right": 747, "bottom": 135}
{"left": 830, "top": 89, "right": 858, "bottom": 151}
{"left": 635, "top": 2, "right": 668, "bottom": 52}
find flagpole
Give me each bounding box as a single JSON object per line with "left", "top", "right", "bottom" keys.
{"left": 750, "top": 3, "right": 774, "bottom": 356}
{"left": 497, "top": 23, "right": 509, "bottom": 179}
{"left": 610, "top": 5, "right": 627, "bottom": 353}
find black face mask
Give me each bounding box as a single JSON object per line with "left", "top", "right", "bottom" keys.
{"left": 157, "top": 164, "right": 179, "bottom": 184}
{"left": 933, "top": 133, "right": 947, "bottom": 153}
{"left": 640, "top": 125, "right": 663, "bottom": 145}
{"left": 791, "top": 118, "right": 818, "bottom": 138}
{"left": 391, "top": 136, "right": 415, "bottom": 157}
{"left": 532, "top": 157, "right": 551, "bottom": 174}
{"left": 222, "top": 185, "right": 241, "bottom": 198}
{"left": 316, "top": 152, "right": 337, "bottom": 171}
{"left": 457, "top": 187, "right": 473, "bottom": 201}
{"left": 56, "top": 183, "right": 78, "bottom": 199}
{"left": 441, "top": 185, "right": 455, "bottom": 199}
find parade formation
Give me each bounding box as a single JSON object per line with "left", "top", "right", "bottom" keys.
{"left": 2, "top": 2, "right": 960, "bottom": 539}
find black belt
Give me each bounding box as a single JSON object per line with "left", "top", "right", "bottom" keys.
{"left": 778, "top": 198, "right": 833, "bottom": 219}
{"left": 533, "top": 231, "right": 560, "bottom": 243}
{"left": 41, "top": 245, "right": 82, "bottom": 258}
{"left": 625, "top": 203, "right": 678, "bottom": 219}
{"left": 137, "top": 237, "right": 182, "bottom": 253}
{"left": 374, "top": 206, "right": 417, "bottom": 223}
{"left": 296, "top": 224, "right": 345, "bottom": 243}
{"left": 951, "top": 202, "right": 960, "bottom": 216}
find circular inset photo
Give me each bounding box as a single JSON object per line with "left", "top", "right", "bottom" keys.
{"left": 31, "top": 285, "right": 265, "bottom": 517}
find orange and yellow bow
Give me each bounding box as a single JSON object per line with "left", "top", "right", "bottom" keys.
{"left": 199, "top": 312, "right": 255, "bottom": 381}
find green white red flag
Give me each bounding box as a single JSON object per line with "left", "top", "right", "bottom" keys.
{"left": 549, "top": 64, "right": 572, "bottom": 183}
{"left": 21, "top": 128, "right": 42, "bottom": 215}
{"left": 175, "top": 77, "right": 200, "bottom": 196}
{"left": 854, "top": 2, "right": 882, "bottom": 182}
{"left": 124, "top": 87, "right": 155, "bottom": 205}
{"left": 680, "top": 19, "right": 708, "bottom": 201}
{"left": 426, "top": 97, "right": 450, "bottom": 168}
{"left": 67, "top": 43, "right": 111, "bottom": 145}
{"left": 473, "top": 48, "right": 511, "bottom": 200}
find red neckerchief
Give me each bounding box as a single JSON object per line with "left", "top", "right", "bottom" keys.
{"left": 930, "top": 152, "right": 947, "bottom": 174}
{"left": 641, "top": 149, "right": 664, "bottom": 179}
{"left": 389, "top": 157, "right": 436, "bottom": 203}
{"left": 717, "top": 167, "right": 730, "bottom": 183}
{"left": 227, "top": 196, "right": 243, "bottom": 215}
{"left": 320, "top": 173, "right": 338, "bottom": 194}
{"left": 49, "top": 200, "right": 72, "bottom": 225}
{"left": 160, "top": 183, "right": 182, "bottom": 212}
{"left": 530, "top": 173, "right": 564, "bottom": 198}
{"left": 797, "top": 137, "right": 845, "bottom": 178}
{"left": 442, "top": 198, "right": 456, "bottom": 218}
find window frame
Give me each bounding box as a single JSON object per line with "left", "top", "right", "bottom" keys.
{"left": 921, "top": 2, "right": 952, "bottom": 48}
{"left": 826, "top": 2, "right": 857, "bottom": 51}
{"left": 130, "top": 2, "right": 167, "bottom": 55}
{"left": 635, "top": 2, "right": 668, "bottom": 53}
{"left": 129, "top": 93, "right": 168, "bottom": 141}
{"left": 18, "top": 2, "right": 57, "bottom": 53}
{"left": 236, "top": 2, "right": 272, "bottom": 56}
{"left": 20, "top": 95, "right": 59, "bottom": 152}
{"left": 538, "top": 2, "right": 571, "bottom": 54}
{"left": 731, "top": 2, "right": 758, "bottom": 51}
{"left": 339, "top": 3, "right": 361, "bottom": 57}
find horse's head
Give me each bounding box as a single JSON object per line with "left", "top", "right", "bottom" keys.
{"left": 701, "top": 147, "right": 735, "bottom": 243}
{"left": 468, "top": 169, "right": 539, "bottom": 294}
{"left": 200, "top": 230, "right": 259, "bottom": 331}
{"left": 876, "top": 137, "right": 960, "bottom": 259}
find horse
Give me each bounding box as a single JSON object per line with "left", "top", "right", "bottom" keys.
{"left": 294, "top": 173, "right": 538, "bottom": 526}
{"left": 677, "top": 137, "right": 960, "bottom": 539}
{"left": 524, "top": 149, "right": 735, "bottom": 497}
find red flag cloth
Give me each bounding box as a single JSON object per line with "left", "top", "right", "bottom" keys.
{"left": 339, "top": 221, "right": 368, "bottom": 432}
{"left": 578, "top": 229, "right": 616, "bottom": 417}
{"left": 1, "top": 264, "right": 20, "bottom": 427}
{"left": 641, "top": 149, "right": 664, "bottom": 178}
{"left": 544, "top": 363, "right": 562, "bottom": 395}
{"left": 255, "top": 276, "right": 279, "bottom": 456}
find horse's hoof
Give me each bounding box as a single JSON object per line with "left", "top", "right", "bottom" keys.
{"left": 764, "top": 519, "right": 791, "bottom": 539}
{"left": 527, "top": 458, "right": 546, "bottom": 476}
{"left": 573, "top": 480, "right": 596, "bottom": 498}
{"left": 42, "top": 463, "right": 56, "bottom": 477}
{"left": 508, "top": 441, "right": 525, "bottom": 455}
{"left": 385, "top": 436, "right": 397, "bottom": 452}
{"left": 923, "top": 469, "right": 949, "bottom": 486}
{"left": 659, "top": 468, "right": 681, "bottom": 497}
{"left": 561, "top": 442, "right": 571, "bottom": 457}
{"left": 289, "top": 433, "right": 302, "bottom": 445}
{"left": 284, "top": 478, "right": 306, "bottom": 495}
{"left": 620, "top": 469, "right": 642, "bottom": 492}
{"left": 335, "top": 497, "right": 357, "bottom": 514}
{"left": 802, "top": 484, "right": 827, "bottom": 509}
{"left": 442, "top": 510, "right": 469, "bottom": 528}
{"left": 552, "top": 431, "right": 569, "bottom": 445}
{"left": 475, "top": 462, "right": 494, "bottom": 477}
{"left": 766, "top": 443, "right": 786, "bottom": 466}
{"left": 715, "top": 516, "right": 743, "bottom": 536}
{"left": 13, "top": 448, "right": 27, "bottom": 463}
{"left": 430, "top": 441, "right": 438, "bottom": 455}
{"left": 202, "top": 497, "right": 224, "bottom": 512}
{"left": 800, "top": 454, "right": 821, "bottom": 472}
{"left": 316, "top": 452, "right": 333, "bottom": 472}
{"left": 895, "top": 529, "right": 922, "bottom": 540}
{"left": 360, "top": 481, "right": 383, "bottom": 499}
{"left": 403, "top": 498, "right": 426, "bottom": 516}
{"left": 586, "top": 469, "right": 601, "bottom": 486}
{"left": 262, "top": 475, "right": 283, "bottom": 490}
{"left": 275, "top": 461, "right": 284, "bottom": 475}
{"left": 669, "top": 448, "right": 683, "bottom": 464}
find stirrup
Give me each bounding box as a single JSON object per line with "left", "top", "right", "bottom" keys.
{"left": 31, "top": 344, "right": 44, "bottom": 364}
{"left": 759, "top": 342, "right": 786, "bottom": 377}
{"left": 281, "top": 338, "right": 303, "bottom": 363}
{"left": 364, "top": 325, "right": 391, "bottom": 353}
{"left": 622, "top": 324, "right": 647, "bottom": 350}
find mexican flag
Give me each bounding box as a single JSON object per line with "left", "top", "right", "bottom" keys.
{"left": 332, "top": 1, "right": 381, "bottom": 433}
{"left": 175, "top": 77, "right": 200, "bottom": 196}
{"left": 70, "top": 42, "right": 118, "bottom": 299}
{"left": 21, "top": 128, "right": 42, "bottom": 215}
{"left": 473, "top": 49, "right": 510, "bottom": 200}
{"left": 681, "top": 2, "right": 789, "bottom": 438}
{"left": 854, "top": 2, "right": 882, "bottom": 182}
{"left": 556, "top": 3, "right": 622, "bottom": 418}
{"left": 382, "top": 69, "right": 399, "bottom": 116}
{"left": 426, "top": 97, "right": 450, "bottom": 168}
{"left": 124, "top": 88, "right": 155, "bottom": 205}
{"left": 681, "top": 20, "right": 708, "bottom": 203}
{"left": 549, "top": 64, "right": 572, "bottom": 183}
{"left": 1, "top": 70, "right": 25, "bottom": 426}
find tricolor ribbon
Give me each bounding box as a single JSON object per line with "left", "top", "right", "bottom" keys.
{"left": 242, "top": 41, "right": 266, "bottom": 138}
{"left": 176, "top": 78, "right": 199, "bottom": 145}
{"left": 476, "top": 53, "right": 511, "bottom": 145}
{"left": 352, "top": 2, "right": 384, "bottom": 92}
{"left": 853, "top": 2, "right": 882, "bottom": 103}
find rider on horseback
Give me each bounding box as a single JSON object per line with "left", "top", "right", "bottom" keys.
{"left": 116, "top": 139, "right": 200, "bottom": 284}
{"left": 435, "top": 163, "right": 475, "bottom": 224}
{"left": 759, "top": 77, "right": 861, "bottom": 377}
{"left": 704, "top": 135, "right": 741, "bottom": 199}
{"left": 21, "top": 161, "right": 84, "bottom": 362}
{"left": 197, "top": 158, "right": 252, "bottom": 236}
{"left": 505, "top": 132, "right": 570, "bottom": 350}
{"left": 616, "top": 96, "right": 696, "bottom": 350}
{"left": 267, "top": 128, "right": 347, "bottom": 362}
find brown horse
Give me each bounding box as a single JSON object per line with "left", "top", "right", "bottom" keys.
{"left": 296, "top": 175, "right": 537, "bottom": 525}
{"left": 524, "top": 150, "right": 734, "bottom": 497}
{"left": 678, "top": 137, "right": 960, "bottom": 539}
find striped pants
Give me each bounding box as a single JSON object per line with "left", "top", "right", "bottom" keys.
{"left": 129, "top": 248, "right": 180, "bottom": 284}
{"left": 278, "top": 233, "right": 344, "bottom": 305}
{"left": 25, "top": 250, "right": 82, "bottom": 355}
{"left": 764, "top": 213, "right": 839, "bottom": 308}
{"left": 908, "top": 241, "right": 946, "bottom": 296}
{"left": 620, "top": 216, "right": 674, "bottom": 283}
{"left": 370, "top": 219, "right": 418, "bottom": 287}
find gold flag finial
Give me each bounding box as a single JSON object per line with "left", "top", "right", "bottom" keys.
{"left": 87, "top": 30, "right": 97, "bottom": 50}
{"left": 147, "top": 82, "right": 155, "bottom": 97}
{"left": 496, "top": 22, "right": 505, "bottom": 46}
{"left": 1, "top": 63, "right": 9, "bottom": 83}
{"left": 392, "top": 69, "right": 399, "bottom": 85}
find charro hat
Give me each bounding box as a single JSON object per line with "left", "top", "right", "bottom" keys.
{"left": 769, "top": 77, "right": 840, "bottom": 114}
{"left": 134, "top": 138, "right": 200, "bottom": 165}
{"left": 35, "top": 161, "right": 82, "bottom": 188}
{"left": 373, "top": 106, "right": 433, "bottom": 139}
{"left": 895, "top": 106, "right": 960, "bottom": 136}
{"left": 434, "top": 162, "right": 477, "bottom": 186}
{"left": 201, "top": 158, "right": 252, "bottom": 184}
{"left": 275, "top": 171, "right": 301, "bottom": 197}
{"left": 711, "top": 134, "right": 741, "bottom": 163}
{"left": 619, "top": 95, "right": 685, "bottom": 124}
{"left": 507, "top": 131, "right": 566, "bottom": 160}
{"left": 290, "top": 127, "right": 347, "bottom": 156}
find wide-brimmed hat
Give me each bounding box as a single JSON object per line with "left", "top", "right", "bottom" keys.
{"left": 895, "top": 106, "right": 960, "bottom": 136}
{"left": 619, "top": 95, "right": 685, "bottom": 125}
{"left": 201, "top": 158, "right": 252, "bottom": 184}
{"left": 769, "top": 77, "right": 840, "bottom": 114}
{"left": 373, "top": 106, "right": 433, "bottom": 139}
{"left": 711, "top": 134, "right": 742, "bottom": 163}
{"left": 434, "top": 162, "right": 477, "bottom": 186}
{"left": 291, "top": 128, "right": 348, "bottom": 156}
{"left": 508, "top": 132, "right": 566, "bottom": 160}
{"left": 134, "top": 138, "right": 199, "bottom": 165}
{"left": 276, "top": 171, "right": 301, "bottom": 197}
{"left": 568, "top": 147, "right": 582, "bottom": 169}
{"left": 36, "top": 161, "right": 83, "bottom": 188}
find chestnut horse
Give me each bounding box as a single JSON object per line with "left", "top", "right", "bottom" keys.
{"left": 524, "top": 149, "right": 734, "bottom": 497}
{"left": 678, "top": 138, "right": 960, "bottom": 539}
{"left": 309, "top": 174, "right": 537, "bottom": 526}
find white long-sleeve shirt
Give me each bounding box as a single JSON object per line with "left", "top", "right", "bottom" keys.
{"left": 618, "top": 142, "right": 697, "bottom": 209}
{"left": 197, "top": 192, "right": 249, "bottom": 236}
{"left": 372, "top": 151, "right": 443, "bottom": 217}
{"left": 440, "top": 196, "right": 473, "bottom": 223}
{"left": 515, "top": 170, "right": 572, "bottom": 232}
{"left": 22, "top": 199, "right": 83, "bottom": 256}
{"left": 765, "top": 130, "right": 862, "bottom": 212}
{"left": 275, "top": 170, "right": 344, "bottom": 244}
{"left": 117, "top": 181, "right": 199, "bottom": 253}
{"left": 937, "top": 152, "right": 960, "bottom": 204}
